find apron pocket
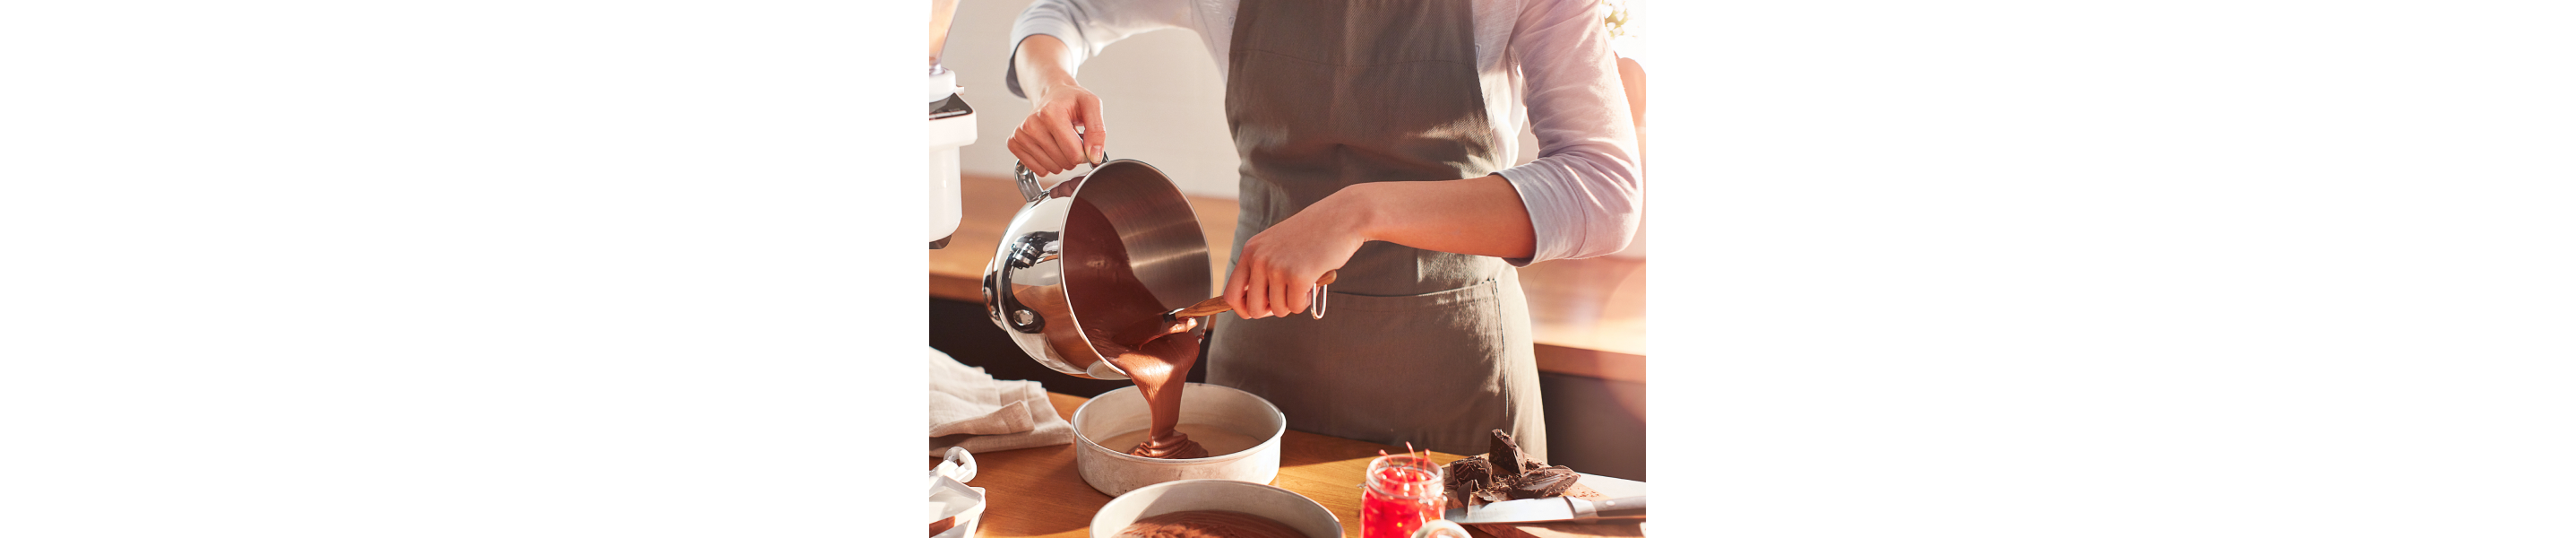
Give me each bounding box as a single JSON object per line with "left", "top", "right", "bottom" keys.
{"left": 1321, "top": 277, "right": 1499, "bottom": 313}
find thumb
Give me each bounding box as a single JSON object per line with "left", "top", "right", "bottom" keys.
{"left": 1079, "top": 94, "right": 1107, "bottom": 164}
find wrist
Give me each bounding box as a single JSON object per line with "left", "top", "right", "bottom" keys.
{"left": 1330, "top": 183, "right": 1390, "bottom": 243}
{"left": 1039, "top": 80, "right": 1082, "bottom": 101}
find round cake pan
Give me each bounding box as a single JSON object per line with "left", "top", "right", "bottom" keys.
{"left": 1070, "top": 383, "right": 1286, "bottom": 497}
{"left": 1089, "top": 479, "right": 1340, "bottom": 538}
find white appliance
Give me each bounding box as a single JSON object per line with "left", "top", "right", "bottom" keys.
{"left": 927, "top": 0, "right": 972, "bottom": 248}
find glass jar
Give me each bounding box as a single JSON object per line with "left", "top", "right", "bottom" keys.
{"left": 1360, "top": 453, "right": 1445, "bottom": 538}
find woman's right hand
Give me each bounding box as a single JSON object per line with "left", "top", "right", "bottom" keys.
{"left": 1009, "top": 81, "right": 1107, "bottom": 177}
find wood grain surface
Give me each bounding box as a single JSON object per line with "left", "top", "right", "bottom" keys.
{"left": 936, "top": 392, "right": 1505, "bottom": 538}
{"left": 930, "top": 174, "right": 1645, "bottom": 381}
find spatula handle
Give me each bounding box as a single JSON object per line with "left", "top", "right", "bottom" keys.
{"left": 1169, "top": 295, "right": 1236, "bottom": 318}
{"left": 1168, "top": 270, "right": 1337, "bottom": 319}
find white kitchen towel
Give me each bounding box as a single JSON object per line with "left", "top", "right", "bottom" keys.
{"left": 927, "top": 349, "right": 1074, "bottom": 455}
{"left": 929, "top": 380, "right": 1074, "bottom": 456}
{"left": 930, "top": 349, "right": 1033, "bottom": 437}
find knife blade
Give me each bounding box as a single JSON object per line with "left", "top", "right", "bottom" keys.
{"left": 1441, "top": 495, "right": 1647, "bottom": 525}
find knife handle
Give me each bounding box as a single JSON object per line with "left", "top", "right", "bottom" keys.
{"left": 1587, "top": 496, "right": 1646, "bottom": 520}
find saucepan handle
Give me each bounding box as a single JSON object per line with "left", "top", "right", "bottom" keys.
{"left": 1011, "top": 152, "right": 1106, "bottom": 204}
{"left": 1012, "top": 162, "right": 1045, "bottom": 203}
{"left": 990, "top": 232, "right": 1055, "bottom": 334}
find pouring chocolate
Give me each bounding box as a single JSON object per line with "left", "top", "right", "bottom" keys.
{"left": 1063, "top": 195, "right": 1210, "bottom": 459}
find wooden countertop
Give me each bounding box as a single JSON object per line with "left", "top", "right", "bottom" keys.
{"left": 936, "top": 391, "right": 1497, "bottom": 538}
{"left": 931, "top": 174, "right": 1645, "bottom": 383}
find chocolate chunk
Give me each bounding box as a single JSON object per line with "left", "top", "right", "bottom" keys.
{"left": 1452, "top": 430, "right": 1580, "bottom": 506}
{"left": 1443, "top": 455, "right": 1493, "bottom": 502}
{"left": 1488, "top": 430, "right": 1531, "bottom": 476}
{"left": 1509, "top": 466, "right": 1581, "bottom": 499}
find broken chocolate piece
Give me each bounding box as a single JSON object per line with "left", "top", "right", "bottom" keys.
{"left": 1510, "top": 466, "right": 1581, "bottom": 499}
{"left": 1488, "top": 430, "right": 1532, "bottom": 476}
{"left": 1447, "top": 430, "right": 1584, "bottom": 507}
{"left": 1443, "top": 455, "right": 1493, "bottom": 502}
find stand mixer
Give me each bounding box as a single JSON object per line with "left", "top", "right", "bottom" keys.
{"left": 928, "top": 0, "right": 971, "bottom": 249}
{"left": 928, "top": 4, "right": 989, "bottom": 537}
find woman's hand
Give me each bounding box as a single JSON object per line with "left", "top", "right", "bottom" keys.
{"left": 1224, "top": 187, "right": 1376, "bottom": 319}
{"left": 1220, "top": 175, "right": 1541, "bottom": 320}
{"left": 1007, "top": 81, "right": 1107, "bottom": 176}
{"left": 1008, "top": 35, "right": 1105, "bottom": 176}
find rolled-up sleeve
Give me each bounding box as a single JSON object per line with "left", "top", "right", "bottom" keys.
{"left": 1495, "top": 0, "right": 1642, "bottom": 265}
{"left": 1004, "top": 0, "right": 1198, "bottom": 99}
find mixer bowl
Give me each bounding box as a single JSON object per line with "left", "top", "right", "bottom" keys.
{"left": 1070, "top": 384, "right": 1287, "bottom": 496}
{"left": 981, "top": 159, "right": 1210, "bottom": 380}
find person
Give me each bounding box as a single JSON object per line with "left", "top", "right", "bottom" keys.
{"left": 1005, "top": 0, "right": 1641, "bottom": 460}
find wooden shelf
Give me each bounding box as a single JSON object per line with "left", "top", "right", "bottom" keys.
{"left": 932, "top": 174, "right": 1645, "bottom": 383}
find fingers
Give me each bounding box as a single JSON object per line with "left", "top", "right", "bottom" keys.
{"left": 1040, "top": 108, "right": 1087, "bottom": 169}
{"left": 1262, "top": 273, "right": 1291, "bottom": 319}
{"left": 1012, "top": 118, "right": 1067, "bottom": 175}
{"left": 1242, "top": 260, "right": 1272, "bottom": 319}
{"left": 1028, "top": 123, "right": 1072, "bottom": 173}
{"left": 1223, "top": 258, "right": 1253, "bottom": 320}
{"left": 1006, "top": 133, "right": 1056, "bottom": 176}
{"left": 1012, "top": 92, "right": 1105, "bottom": 175}
{"left": 1280, "top": 273, "right": 1314, "bottom": 316}
{"left": 1078, "top": 94, "right": 1107, "bottom": 164}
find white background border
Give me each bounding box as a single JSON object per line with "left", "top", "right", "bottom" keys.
{"left": 4, "top": 0, "right": 2571, "bottom": 535}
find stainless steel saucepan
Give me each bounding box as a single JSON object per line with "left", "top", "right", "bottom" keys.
{"left": 981, "top": 159, "right": 1210, "bottom": 380}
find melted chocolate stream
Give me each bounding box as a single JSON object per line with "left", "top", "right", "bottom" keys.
{"left": 1064, "top": 198, "right": 1209, "bottom": 460}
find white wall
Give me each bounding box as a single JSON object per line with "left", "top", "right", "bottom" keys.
{"left": 942, "top": 0, "right": 1242, "bottom": 198}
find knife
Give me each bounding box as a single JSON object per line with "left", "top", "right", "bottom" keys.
{"left": 1441, "top": 495, "right": 1646, "bottom": 525}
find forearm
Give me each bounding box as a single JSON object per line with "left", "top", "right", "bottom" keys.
{"left": 1493, "top": 0, "right": 1644, "bottom": 263}
{"left": 1339, "top": 175, "right": 1538, "bottom": 260}
{"left": 1012, "top": 34, "right": 1079, "bottom": 102}
{"left": 1006, "top": 0, "right": 1194, "bottom": 99}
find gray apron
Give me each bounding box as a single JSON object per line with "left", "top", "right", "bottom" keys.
{"left": 1206, "top": 0, "right": 1546, "bottom": 460}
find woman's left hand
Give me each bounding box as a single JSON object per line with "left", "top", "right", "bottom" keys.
{"left": 1224, "top": 187, "right": 1375, "bottom": 319}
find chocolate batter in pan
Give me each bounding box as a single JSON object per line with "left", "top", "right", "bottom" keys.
{"left": 1112, "top": 510, "right": 1305, "bottom": 538}
{"left": 1064, "top": 197, "right": 1210, "bottom": 459}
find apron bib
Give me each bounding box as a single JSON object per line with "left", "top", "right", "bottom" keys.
{"left": 1206, "top": 0, "right": 1546, "bottom": 459}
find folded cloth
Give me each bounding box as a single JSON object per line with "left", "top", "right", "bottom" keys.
{"left": 928, "top": 349, "right": 1074, "bottom": 456}
{"left": 930, "top": 348, "right": 1030, "bottom": 436}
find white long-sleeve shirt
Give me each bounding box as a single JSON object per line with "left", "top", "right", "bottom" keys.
{"left": 1007, "top": 0, "right": 1641, "bottom": 265}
